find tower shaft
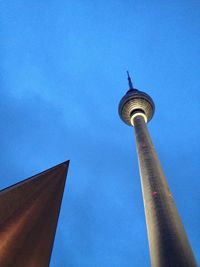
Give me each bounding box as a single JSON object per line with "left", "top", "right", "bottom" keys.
{"left": 133, "top": 115, "right": 197, "bottom": 267}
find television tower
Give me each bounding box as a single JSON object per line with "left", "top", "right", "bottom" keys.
{"left": 118, "top": 72, "right": 197, "bottom": 267}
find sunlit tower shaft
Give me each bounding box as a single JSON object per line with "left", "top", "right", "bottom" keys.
{"left": 118, "top": 73, "right": 197, "bottom": 267}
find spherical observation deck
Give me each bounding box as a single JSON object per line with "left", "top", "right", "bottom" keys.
{"left": 118, "top": 74, "right": 155, "bottom": 126}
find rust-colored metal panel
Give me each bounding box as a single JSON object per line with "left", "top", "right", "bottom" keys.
{"left": 0, "top": 161, "right": 69, "bottom": 267}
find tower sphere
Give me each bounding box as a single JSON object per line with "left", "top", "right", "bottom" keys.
{"left": 118, "top": 87, "right": 155, "bottom": 126}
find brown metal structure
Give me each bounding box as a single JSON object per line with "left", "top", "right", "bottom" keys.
{"left": 0, "top": 161, "right": 69, "bottom": 267}
{"left": 118, "top": 73, "right": 197, "bottom": 266}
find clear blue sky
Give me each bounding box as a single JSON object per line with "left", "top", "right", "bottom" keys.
{"left": 0, "top": 0, "right": 200, "bottom": 266}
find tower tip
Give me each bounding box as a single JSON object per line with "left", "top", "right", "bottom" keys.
{"left": 127, "top": 71, "right": 134, "bottom": 90}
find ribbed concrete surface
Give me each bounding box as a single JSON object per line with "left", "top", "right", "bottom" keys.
{"left": 133, "top": 115, "right": 197, "bottom": 267}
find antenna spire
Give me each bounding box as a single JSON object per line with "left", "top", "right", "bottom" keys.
{"left": 127, "top": 71, "right": 134, "bottom": 90}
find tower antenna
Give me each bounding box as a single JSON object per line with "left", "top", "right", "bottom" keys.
{"left": 127, "top": 71, "right": 134, "bottom": 90}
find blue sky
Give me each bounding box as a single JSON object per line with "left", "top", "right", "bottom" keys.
{"left": 0, "top": 0, "right": 200, "bottom": 266}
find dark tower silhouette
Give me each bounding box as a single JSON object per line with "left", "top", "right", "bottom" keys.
{"left": 0, "top": 161, "right": 69, "bottom": 267}
{"left": 118, "top": 73, "right": 197, "bottom": 267}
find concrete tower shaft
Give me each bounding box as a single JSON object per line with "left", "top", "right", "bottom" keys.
{"left": 118, "top": 74, "right": 197, "bottom": 267}
{"left": 133, "top": 115, "right": 197, "bottom": 267}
